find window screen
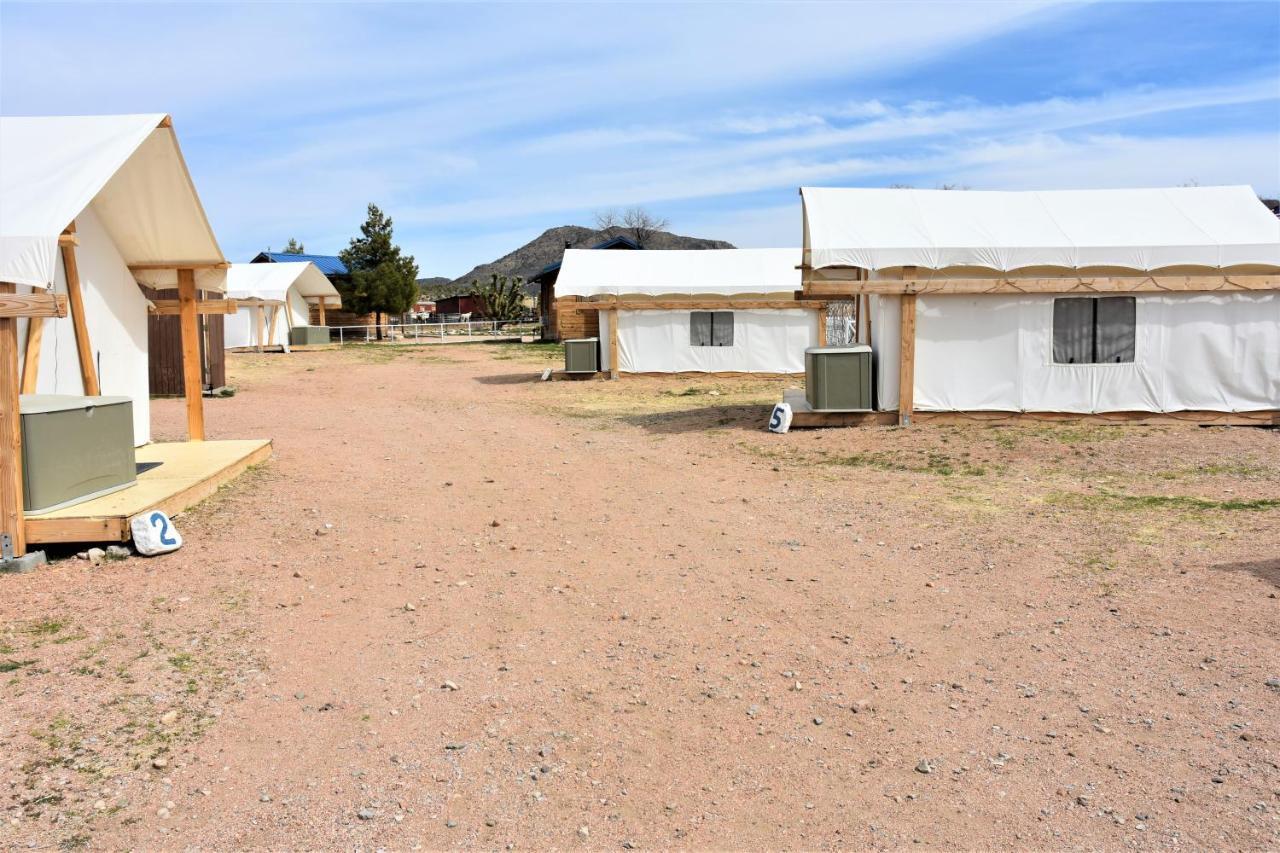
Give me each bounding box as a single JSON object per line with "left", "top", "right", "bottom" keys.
{"left": 690, "top": 311, "right": 734, "bottom": 347}
{"left": 1052, "top": 297, "right": 1135, "bottom": 364}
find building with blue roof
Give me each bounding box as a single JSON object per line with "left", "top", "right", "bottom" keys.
{"left": 250, "top": 251, "right": 349, "bottom": 277}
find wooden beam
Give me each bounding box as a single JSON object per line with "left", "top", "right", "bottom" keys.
{"left": 157, "top": 115, "right": 173, "bottom": 129}
{"left": 255, "top": 305, "right": 266, "bottom": 353}
{"left": 317, "top": 298, "right": 326, "bottom": 326}
{"left": 128, "top": 261, "right": 230, "bottom": 272}
{"left": 57, "top": 234, "right": 78, "bottom": 247}
{"left": 607, "top": 309, "right": 618, "bottom": 379}
{"left": 20, "top": 316, "right": 43, "bottom": 394}
{"left": 61, "top": 235, "right": 100, "bottom": 396}
{"left": 0, "top": 284, "right": 25, "bottom": 556}
{"left": 177, "top": 268, "right": 205, "bottom": 441}
{"left": 898, "top": 293, "right": 917, "bottom": 426}
{"left": 148, "top": 299, "right": 237, "bottom": 316}
{"left": 267, "top": 305, "right": 280, "bottom": 348}
{"left": 0, "top": 292, "right": 68, "bottom": 319}
{"left": 809, "top": 274, "right": 1280, "bottom": 295}
{"left": 557, "top": 298, "right": 825, "bottom": 312}
{"left": 816, "top": 305, "right": 828, "bottom": 347}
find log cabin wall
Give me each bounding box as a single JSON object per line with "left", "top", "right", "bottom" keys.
{"left": 555, "top": 306, "right": 599, "bottom": 340}
{"left": 143, "top": 287, "right": 226, "bottom": 396}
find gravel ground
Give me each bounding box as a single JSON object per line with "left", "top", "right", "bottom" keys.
{"left": 2, "top": 341, "right": 1278, "bottom": 850}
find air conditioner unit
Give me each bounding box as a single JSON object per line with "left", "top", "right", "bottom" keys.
{"left": 289, "top": 326, "right": 330, "bottom": 346}
{"left": 805, "top": 345, "right": 873, "bottom": 411}
{"left": 563, "top": 338, "right": 599, "bottom": 373}
{"left": 20, "top": 395, "right": 137, "bottom": 514}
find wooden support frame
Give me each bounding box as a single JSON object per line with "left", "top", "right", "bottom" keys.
{"left": 128, "top": 261, "right": 230, "bottom": 272}
{"left": 267, "top": 305, "right": 280, "bottom": 349}
{"left": 148, "top": 298, "right": 237, "bottom": 316}
{"left": 898, "top": 291, "right": 917, "bottom": 426}
{"left": 801, "top": 272, "right": 1280, "bottom": 295}
{"left": 255, "top": 305, "right": 267, "bottom": 353}
{"left": 0, "top": 283, "right": 25, "bottom": 556}
{"left": 607, "top": 309, "right": 619, "bottom": 379}
{"left": 816, "top": 305, "right": 828, "bottom": 347}
{"left": 317, "top": 299, "right": 326, "bottom": 326}
{"left": 557, "top": 296, "right": 828, "bottom": 312}
{"left": 60, "top": 224, "right": 100, "bottom": 396}
{"left": 0, "top": 292, "right": 68, "bottom": 319}
{"left": 177, "top": 268, "right": 205, "bottom": 441}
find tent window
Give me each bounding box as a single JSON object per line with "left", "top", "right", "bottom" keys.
{"left": 691, "top": 311, "right": 734, "bottom": 347}
{"left": 1052, "top": 297, "right": 1135, "bottom": 364}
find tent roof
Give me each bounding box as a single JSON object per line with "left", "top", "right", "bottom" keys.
{"left": 0, "top": 113, "right": 227, "bottom": 291}
{"left": 555, "top": 248, "right": 801, "bottom": 297}
{"left": 226, "top": 262, "right": 341, "bottom": 302}
{"left": 801, "top": 185, "right": 1280, "bottom": 272}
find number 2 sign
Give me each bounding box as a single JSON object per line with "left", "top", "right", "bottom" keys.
{"left": 129, "top": 510, "right": 184, "bottom": 556}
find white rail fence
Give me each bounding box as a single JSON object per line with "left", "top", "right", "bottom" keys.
{"left": 322, "top": 320, "right": 539, "bottom": 346}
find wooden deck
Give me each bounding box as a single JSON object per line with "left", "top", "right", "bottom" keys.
{"left": 25, "top": 439, "right": 272, "bottom": 544}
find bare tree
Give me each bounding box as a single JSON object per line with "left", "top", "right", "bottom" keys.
{"left": 621, "top": 206, "right": 669, "bottom": 246}
{"left": 593, "top": 208, "right": 622, "bottom": 238}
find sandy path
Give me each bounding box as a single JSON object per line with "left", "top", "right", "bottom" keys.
{"left": 3, "top": 343, "right": 1278, "bottom": 850}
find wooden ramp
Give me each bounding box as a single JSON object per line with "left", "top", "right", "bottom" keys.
{"left": 26, "top": 439, "right": 272, "bottom": 544}
{"left": 783, "top": 388, "right": 896, "bottom": 428}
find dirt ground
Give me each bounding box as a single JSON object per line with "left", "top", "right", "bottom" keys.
{"left": 3, "top": 341, "right": 1278, "bottom": 851}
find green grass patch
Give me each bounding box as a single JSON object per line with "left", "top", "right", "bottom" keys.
{"left": 487, "top": 341, "right": 563, "bottom": 362}
{"left": 1050, "top": 489, "right": 1280, "bottom": 513}
{"left": 25, "top": 619, "right": 67, "bottom": 637}
{"left": 1, "top": 658, "right": 35, "bottom": 673}
{"left": 827, "top": 450, "right": 991, "bottom": 477}
{"left": 168, "top": 653, "right": 195, "bottom": 673}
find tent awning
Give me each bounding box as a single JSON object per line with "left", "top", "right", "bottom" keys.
{"left": 226, "top": 262, "right": 342, "bottom": 304}
{"left": 801, "top": 185, "right": 1280, "bottom": 272}
{"left": 0, "top": 113, "right": 227, "bottom": 291}
{"left": 556, "top": 248, "right": 801, "bottom": 297}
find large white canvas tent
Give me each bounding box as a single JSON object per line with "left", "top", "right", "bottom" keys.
{"left": 0, "top": 113, "right": 229, "bottom": 445}
{"left": 224, "top": 262, "right": 340, "bottom": 350}
{"left": 555, "top": 248, "right": 816, "bottom": 374}
{"left": 799, "top": 185, "right": 1280, "bottom": 423}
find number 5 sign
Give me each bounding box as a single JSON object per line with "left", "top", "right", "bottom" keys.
{"left": 129, "top": 510, "right": 184, "bottom": 556}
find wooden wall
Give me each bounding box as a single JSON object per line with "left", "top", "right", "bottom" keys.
{"left": 143, "top": 287, "right": 225, "bottom": 397}
{"left": 555, "top": 305, "right": 598, "bottom": 340}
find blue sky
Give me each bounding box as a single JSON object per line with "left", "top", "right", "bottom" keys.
{"left": 2, "top": 1, "right": 1278, "bottom": 278}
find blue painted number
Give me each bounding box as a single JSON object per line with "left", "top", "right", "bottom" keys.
{"left": 150, "top": 512, "right": 177, "bottom": 547}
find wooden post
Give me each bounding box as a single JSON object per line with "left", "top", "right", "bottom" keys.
{"left": 61, "top": 223, "right": 100, "bottom": 396}
{"left": 267, "top": 305, "right": 280, "bottom": 348}
{"left": 255, "top": 304, "right": 266, "bottom": 353}
{"left": 20, "top": 316, "right": 43, "bottom": 394}
{"left": 177, "top": 268, "right": 205, "bottom": 441}
{"left": 608, "top": 309, "right": 619, "bottom": 379}
{"left": 0, "top": 284, "right": 25, "bottom": 557}
{"left": 317, "top": 299, "right": 327, "bottom": 327}
{"left": 898, "top": 293, "right": 917, "bottom": 426}
{"left": 817, "top": 305, "right": 828, "bottom": 347}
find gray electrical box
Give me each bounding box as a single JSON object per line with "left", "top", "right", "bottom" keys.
{"left": 20, "top": 395, "right": 137, "bottom": 514}
{"left": 805, "top": 345, "right": 873, "bottom": 411}
{"left": 289, "top": 325, "right": 330, "bottom": 346}
{"left": 564, "top": 338, "right": 599, "bottom": 373}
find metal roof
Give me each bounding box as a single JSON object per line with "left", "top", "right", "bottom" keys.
{"left": 252, "top": 251, "right": 348, "bottom": 276}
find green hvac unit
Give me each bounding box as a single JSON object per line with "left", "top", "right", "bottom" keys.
{"left": 805, "top": 345, "right": 873, "bottom": 411}
{"left": 564, "top": 338, "right": 600, "bottom": 373}
{"left": 289, "top": 325, "right": 330, "bottom": 346}
{"left": 20, "top": 395, "right": 137, "bottom": 514}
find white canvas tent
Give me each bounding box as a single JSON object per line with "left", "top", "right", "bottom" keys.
{"left": 224, "top": 262, "right": 340, "bottom": 350}
{"left": 555, "top": 248, "right": 816, "bottom": 374}
{"left": 799, "top": 185, "right": 1280, "bottom": 422}
{"left": 0, "top": 113, "right": 229, "bottom": 446}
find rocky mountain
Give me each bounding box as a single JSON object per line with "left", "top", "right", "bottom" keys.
{"left": 416, "top": 276, "right": 451, "bottom": 297}
{"left": 438, "top": 225, "right": 735, "bottom": 296}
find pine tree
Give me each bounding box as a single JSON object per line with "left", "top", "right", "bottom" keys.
{"left": 283, "top": 237, "right": 306, "bottom": 254}
{"left": 338, "top": 204, "right": 420, "bottom": 339}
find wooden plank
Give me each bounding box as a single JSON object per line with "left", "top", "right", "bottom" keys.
{"left": 20, "top": 316, "right": 43, "bottom": 394}
{"left": 57, "top": 233, "right": 78, "bottom": 247}
{"left": 61, "top": 236, "right": 100, "bottom": 396}
{"left": 607, "top": 309, "right": 618, "bottom": 379}
{"left": 255, "top": 305, "right": 266, "bottom": 353}
{"left": 898, "top": 293, "right": 917, "bottom": 426}
{"left": 816, "top": 305, "right": 828, "bottom": 347}
{"left": 317, "top": 298, "right": 326, "bottom": 326}
{"left": 806, "top": 274, "right": 1280, "bottom": 295}
{"left": 26, "top": 439, "right": 273, "bottom": 544}
{"left": 128, "top": 261, "right": 230, "bottom": 272}
{"left": 557, "top": 298, "right": 825, "bottom": 312}
{"left": 0, "top": 284, "right": 24, "bottom": 555}
{"left": 177, "top": 268, "right": 205, "bottom": 441}
{"left": 0, "top": 292, "right": 67, "bottom": 319}
{"left": 149, "top": 299, "right": 238, "bottom": 315}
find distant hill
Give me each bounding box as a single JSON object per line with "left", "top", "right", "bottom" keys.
{"left": 444, "top": 225, "right": 736, "bottom": 295}
{"left": 416, "top": 276, "right": 452, "bottom": 298}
